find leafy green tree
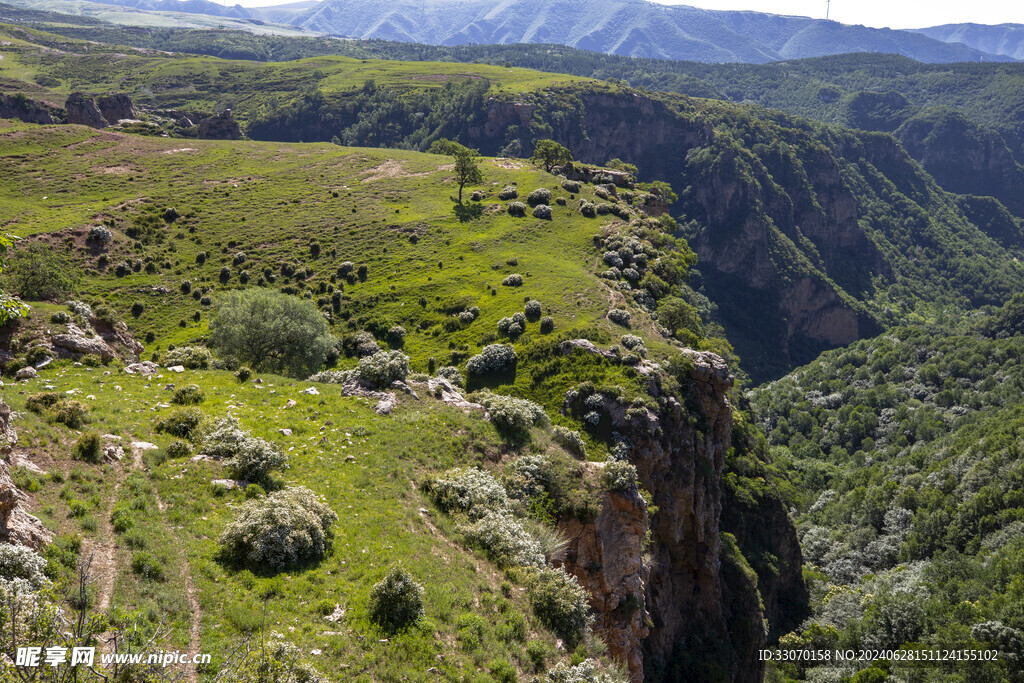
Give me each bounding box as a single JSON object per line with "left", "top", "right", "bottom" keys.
{"left": 530, "top": 139, "right": 573, "bottom": 173}
{"left": 2, "top": 241, "right": 79, "bottom": 301}
{"left": 606, "top": 158, "right": 639, "bottom": 180}
{"left": 637, "top": 180, "right": 678, "bottom": 204}
{"left": 453, "top": 147, "right": 483, "bottom": 204}
{"left": 0, "top": 234, "right": 29, "bottom": 324}
{"left": 209, "top": 289, "right": 336, "bottom": 377}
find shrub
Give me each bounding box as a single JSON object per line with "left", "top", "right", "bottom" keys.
{"left": 545, "top": 659, "right": 620, "bottom": 683}
{"left": 502, "top": 274, "right": 523, "bottom": 287}
{"left": 66, "top": 300, "right": 92, "bottom": 318}
{"left": 507, "top": 201, "right": 527, "bottom": 217}
{"left": 131, "top": 551, "right": 165, "bottom": 581}
{"left": 165, "top": 440, "right": 192, "bottom": 459}
{"left": 162, "top": 346, "right": 212, "bottom": 370}
{"left": 232, "top": 252, "right": 246, "bottom": 266}
{"left": 219, "top": 266, "right": 231, "bottom": 283}
{"left": 475, "top": 391, "right": 548, "bottom": 438}
{"left": 172, "top": 384, "right": 204, "bottom": 405}
{"left": 72, "top": 432, "right": 103, "bottom": 463}
{"left": 180, "top": 280, "right": 192, "bottom": 294}
{"left": 26, "top": 392, "right": 61, "bottom": 414}
{"left": 457, "top": 310, "right": 476, "bottom": 324}
{"left": 552, "top": 426, "right": 587, "bottom": 458}
{"left": 50, "top": 311, "right": 71, "bottom": 324}
{"left": 219, "top": 486, "right": 336, "bottom": 570}
{"left": 524, "top": 300, "right": 542, "bottom": 320}
{"left": 344, "top": 331, "right": 380, "bottom": 358}
{"left": 540, "top": 316, "right": 555, "bottom": 333}
{"left": 356, "top": 350, "right": 410, "bottom": 388}
{"left": 212, "top": 641, "right": 327, "bottom": 683}
{"left": 601, "top": 461, "right": 638, "bottom": 491}
{"left": 561, "top": 180, "right": 581, "bottom": 193}
{"left": 580, "top": 201, "right": 596, "bottom": 218}
{"left": 607, "top": 309, "right": 631, "bottom": 327}
{"left": 436, "top": 366, "right": 464, "bottom": 387}
{"left": 367, "top": 567, "right": 424, "bottom": 634}
{"left": 466, "top": 344, "right": 517, "bottom": 376}
{"left": 110, "top": 504, "right": 134, "bottom": 533}
{"left": 532, "top": 204, "right": 553, "bottom": 219}
{"left": 0, "top": 543, "right": 48, "bottom": 589}
{"left": 425, "top": 468, "right": 510, "bottom": 519}
{"left": 464, "top": 511, "right": 545, "bottom": 568}
{"left": 497, "top": 317, "right": 523, "bottom": 338}
{"left": 498, "top": 186, "right": 518, "bottom": 200}
{"left": 235, "top": 366, "right": 252, "bottom": 383}
{"left": 528, "top": 567, "right": 593, "bottom": 649}
{"left": 55, "top": 401, "right": 89, "bottom": 429}
{"left": 209, "top": 289, "right": 336, "bottom": 377}
{"left": 155, "top": 407, "right": 204, "bottom": 441}
{"left": 4, "top": 243, "right": 79, "bottom": 300}
{"left": 201, "top": 416, "right": 288, "bottom": 483}
{"left": 527, "top": 188, "right": 552, "bottom": 206}
{"left": 386, "top": 325, "right": 407, "bottom": 347}
{"left": 620, "top": 335, "right": 644, "bottom": 350}
{"left": 87, "top": 226, "right": 113, "bottom": 243}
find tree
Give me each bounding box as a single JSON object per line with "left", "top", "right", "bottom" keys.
{"left": 2, "top": 241, "right": 79, "bottom": 301}
{"left": 530, "top": 139, "right": 573, "bottom": 173}
{"left": 638, "top": 180, "right": 679, "bottom": 204}
{"left": 209, "top": 289, "right": 336, "bottom": 377}
{"left": 606, "top": 157, "right": 639, "bottom": 180}
{"left": 453, "top": 148, "right": 483, "bottom": 204}
{"left": 0, "top": 235, "right": 29, "bottom": 325}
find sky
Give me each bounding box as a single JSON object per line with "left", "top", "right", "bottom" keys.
{"left": 226, "top": 0, "right": 1024, "bottom": 29}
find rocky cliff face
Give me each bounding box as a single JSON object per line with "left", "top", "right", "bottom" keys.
{"left": 0, "top": 399, "right": 52, "bottom": 550}
{"left": 66, "top": 92, "right": 109, "bottom": 128}
{"left": 560, "top": 347, "right": 801, "bottom": 681}
{"left": 199, "top": 110, "right": 243, "bottom": 140}
{"left": 0, "top": 93, "right": 56, "bottom": 124}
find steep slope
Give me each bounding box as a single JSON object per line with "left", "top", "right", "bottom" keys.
{"left": 0, "top": 119, "right": 806, "bottom": 680}
{"left": 750, "top": 319, "right": 1024, "bottom": 682}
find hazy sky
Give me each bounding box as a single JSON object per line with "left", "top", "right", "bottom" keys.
{"left": 228, "top": 0, "right": 1024, "bottom": 29}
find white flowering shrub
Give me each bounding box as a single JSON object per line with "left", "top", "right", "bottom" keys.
{"left": 466, "top": 344, "right": 517, "bottom": 376}
{"left": 507, "top": 201, "right": 527, "bottom": 217}
{"left": 498, "top": 185, "right": 518, "bottom": 200}
{"left": 308, "top": 369, "right": 349, "bottom": 384}
{"left": 425, "top": 467, "right": 510, "bottom": 519}
{"left": 436, "top": 365, "right": 464, "bottom": 387}
{"left": 202, "top": 416, "right": 288, "bottom": 482}
{"left": 546, "top": 660, "right": 621, "bottom": 683}
{"left": 528, "top": 567, "right": 594, "bottom": 648}
{"left": 163, "top": 345, "right": 212, "bottom": 369}
{"left": 580, "top": 201, "right": 597, "bottom": 218}
{"left": 607, "top": 309, "right": 631, "bottom": 327}
{"left": 540, "top": 316, "right": 555, "bottom": 333}
{"left": 603, "top": 251, "right": 624, "bottom": 268}
{"left": 219, "top": 486, "right": 337, "bottom": 570}
{"left": 0, "top": 544, "right": 48, "bottom": 590}
{"left": 475, "top": 390, "right": 548, "bottom": 438}
{"left": 524, "top": 300, "right": 542, "bottom": 320}
{"left": 66, "top": 300, "right": 92, "bottom": 318}
{"left": 601, "top": 460, "right": 637, "bottom": 490}
{"left": 532, "top": 204, "right": 553, "bottom": 219}
{"left": 458, "top": 310, "right": 476, "bottom": 324}
{"left": 502, "top": 273, "right": 523, "bottom": 287}
{"left": 368, "top": 567, "right": 424, "bottom": 634}
{"left": 561, "top": 180, "right": 581, "bottom": 193}
{"left": 464, "top": 511, "right": 545, "bottom": 568}
{"left": 386, "top": 325, "right": 406, "bottom": 347}
{"left": 527, "top": 188, "right": 551, "bottom": 206}
{"left": 355, "top": 350, "right": 409, "bottom": 388}
{"left": 551, "top": 426, "right": 586, "bottom": 458}
{"left": 87, "top": 226, "right": 113, "bottom": 243}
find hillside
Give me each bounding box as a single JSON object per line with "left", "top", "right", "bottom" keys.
{"left": 913, "top": 22, "right": 1024, "bottom": 61}
{"left": 749, "top": 318, "right": 1024, "bottom": 682}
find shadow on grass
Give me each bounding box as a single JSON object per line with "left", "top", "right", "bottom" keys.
{"left": 453, "top": 201, "right": 483, "bottom": 222}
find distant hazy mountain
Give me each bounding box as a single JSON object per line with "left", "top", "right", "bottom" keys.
{"left": 289, "top": 0, "right": 1013, "bottom": 63}
{"left": 95, "top": 0, "right": 254, "bottom": 19}
{"left": 913, "top": 23, "right": 1024, "bottom": 61}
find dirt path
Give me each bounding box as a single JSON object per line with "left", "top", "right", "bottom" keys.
{"left": 132, "top": 442, "right": 202, "bottom": 683}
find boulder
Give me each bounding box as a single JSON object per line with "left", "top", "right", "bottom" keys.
{"left": 15, "top": 367, "right": 36, "bottom": 380}
{"left": 51, "top": 333, "right": 115, "bottom": 361}
{"left": 124, "top": 361, "right": 160, "bottom": 375}
{"left": 199, "top": 109, "right": 242, "bottom": 140}
{"left": 95, "top": 93, "right": 135, "bottom": 124}
{"left": 65, "top": 92, "right": 106, "bottom": 128}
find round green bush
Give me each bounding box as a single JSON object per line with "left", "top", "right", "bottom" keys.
{"left": 367, "top": 567, "right": 425, "bottom": 634}
{"left": 172, "top": 384, "right": 205, "bottom": 405}
{"left": 527, "top": 567, "right": 593, "bottom": 649}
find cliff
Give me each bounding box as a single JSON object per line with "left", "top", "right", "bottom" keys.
{"left": 561, "top": 347, "right": 803, "bottom": 681}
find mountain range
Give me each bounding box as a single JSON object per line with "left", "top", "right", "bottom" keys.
{"left": 6, "top": 0, "right": 1021, "bottom": 63}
